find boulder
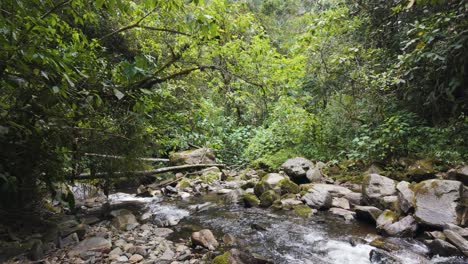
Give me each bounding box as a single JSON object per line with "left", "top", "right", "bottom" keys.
{"left": 332, "top": 197, "right": 350, "bottom": 210}
{"left": 376, "top": 210, "right": 398, "bottom": 231}
{"left": 224, "top": 189, "right": 244, "bottom": 204}
{"left": 293, "top": 204, "right": 314, "bottom": 217}
{"left": 242, "top": 193, "right": 260, "bottom": 207}
{"left": 278, "top": 178, "right": 300, "bottom": 194}
{"left": 280, "top": 198, "right": 303, "bottom": 210}
{"left": 112, "top": 211, "right": 138, "bottom": 231}
{"left": 309, "top": 184, "right": 352, "bottom": 198}
{"left": 448, "top": 166, "right": 468, "bottom": 186}
{"left": 129, "top": 254, "right": 144, "bottom": 263}
{"left": 280, "top": 157, "right": 314, "bottom": 182}
{"left": 354, "top": 206, "right": 382, "bottom": 224}
{"left": 67, "top": 237, "right": 111, "bottom": 257}
{"left": 329, "top": 207, "right": 355, "bottom": 222}
{"left": 259, "top": 190, "right": 280, "bottom": 208}
{"left": 426, "top": 239, "right": 462, "bottom": 257}
{"left": 413, "top": 180, "right": 464, "bottom": 228}
{"left": 344, "top": 192, "right": 362, "bottom": 206}
{"left": 379, "top": 195, "right": 399, "bottom": 211}
{"left": 169, "top": 148, "right": 216, "bottom": 165}
{"left": 302, "top": 188, "right": 332, "bottom": 209}
{"left": 362, "top": 174, "right": 396, "bottom": 208}
{"left": 369, "top": 249, "right": 402, "bottom": 264}
{"left": 306, "top": 168, "right": 327, "bottom": 183}
{"left": 444, "top": 229, "right": 468, "bottom": 256}
{"left": 254, "top": 173, "right": 285, "bottom": 197}
{"left": 396, "top": 181, "right": 414, "bottom": 214}
{"left": 191, "top": 229, "right": 219, "bottom": 250}
{"left": 59, "top": 233, "right": 79, "bottom": 248}
{"left": 382, "top": 215, "right": 418, "bottom": 237}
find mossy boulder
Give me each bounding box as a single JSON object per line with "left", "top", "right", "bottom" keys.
{"left": 212, "top": 251, "right": 230, "bottom": 264}
{"left": 169, "top": 148, "right": 216, "bottom": 165}
{"left": 253, "top": 173, "right": 285, "bottom": 197}
{"left": 199, "top": 171, "right": 219, "bottom": 184}
{"left": 293, "top": 204, "right": 313, "bottom": 217}
{"left": 278, "top": 179, "right": 300, "bottom": 195}
{"left": 259, "top": 190, "right": 280, "bottom": 208}
{"left": 242, "top": 193, "right": 260, "bottom": 208}
{"left": 176, "top": 179, "right": 191, "bottom": 189}
{"left": 271, "top": 200, "right": 283, "bottom": 210}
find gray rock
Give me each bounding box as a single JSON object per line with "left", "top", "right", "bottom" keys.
{"left": 224, "top": 189, "right": 244, "bottom": 204}
{"left": 281, "top": 157, "right": 314, "bottom": 182}
{"left": 396, "top": 181, "right": 414, "bottom": 214}
{"left": 129, "top": 253, "right": 144, "bottom": 263}
{"left": 112, "top": 211, "right": 138, "bottom": 231}
{"left": 108, "top": 247, "right": 123, "bottom": 260}
{"left": 154, "top": 228, "right": 174, "bottom": 237}
{"left": 444, "top": 223, "right": 468, "bottom": 238}
{"left": 280, "top": 198, "right": 303, "bottom": 210}
{"left": 59, "top": 233, "right": 79, "bottom": 248}
{"left": 376, "top": 210, "right": 398, "bottom": 231}
{"left": 332, "top": 197, "right": 350, "bottom": 210}
{"left": 354, "top": 206, "right": 383, "bottom": 224}
{"left": 383, "top": 215, "right": 418, "bottom": 237}
{"left": 444, "top": 229, "right": 468, "bottom": 256}
{"left": 191, "top": 229, "right": 219, "bottom": 250}
{"left": 414, "top": 180, "right": 464, "bottom": 228}
{"left": 369, "top": 249, "right": 402, "bottom": 264}
{"left": 254, "top": 173, "right": 286, "bottom": 196}
{"left": 159, "top": 249, "right": 175, "bottom": 260}
{"left": 67, "top": 237, "right": 111, "bottom": 257}
{"left": 379, "top": 195, "right": 398, "bottom": 211}
{"left": 344, "top": 192, "right": 362, "bottom": 206}
{"left": 306, "top": 167, "right": 327, "bottom": 183}
{"left": 448, "top": 166, "right": 468, "bottom": 185}
{"left": 302, "top": 188, "right": 332, "bottom": 209}
{"left": 117, "top": 255, "right": 129, "bottom": 262}
{"left": 426, "top": 239, "right": 462, "bottom": 257}
{"left": 311, "top": 184, "right": 352, "bottom": 198}
{"left": 329, "top": 207, "right": 355, "bottom": 222}
{"left": 362, "top": 174, "right": 396, "bottom": 208}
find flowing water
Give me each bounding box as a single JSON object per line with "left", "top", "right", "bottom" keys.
{"left": 109, "top": 192, "right": 468, "bottom": 264}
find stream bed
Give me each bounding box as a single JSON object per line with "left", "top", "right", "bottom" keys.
{"left": 113, "top": 191, "right": 467, "bottom": 264}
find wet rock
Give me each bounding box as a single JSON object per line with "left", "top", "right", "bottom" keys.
{"left": 179, "top": 192, "right": 191, "bottom": 200}
{"left": 278, "top": 178, "right": 300, "bottom": 194}
{"left": 332, "top": 197, "right": 350, "bottom": 210}
{"left": 369, "top": 249, "right": 402, "bottom": 264}
{"left": 396, "top": 181, "right": 414, "bottom": 214}
{"left": 329, "top": 207, "right": 355, "bottom": 221}
{"left": 302, "top": 187, "right": 332, "bottom": 209}
{"left": 362, "top": 174, "right": 396, "bottom": 208}
{"left": 444, "top": 223, "right": 468, "bottom": 238}
{"left": 414, "top": 180, "right": 464, "bottom": 228}
{"left": 354, "top": 206, "right": 382, "bottom": 224}
{"left": 281, "top": 157, "right": 314, "bottom": 182}
{"left": 382, "top": 215, "right": 418, "bottom": 237}
{"left": 223, "top": 233, "right": 236, "bottom": 246}
{"left": 426, "top": 239, "right": 462, "bottom": 257}
{"left": 67, "top": 237, "right": 111, "bottom": 257}
{"left": 251, "top": 223, "right": 268, "bottom": 231}
{"left": 191, "top": 229, "right": 219, "bottom": 250}
{"left": 242, "top": 193, "right": 260, "bottom": 207}
{"left": 444, "top": 229, "right": 468, "bottom": 256}
{"left": 213, "top": 248, "right": 273, "bottom": 264}
{"left": 169, "top": 148, "right": 216, "bottom": 165}
{"left": 259, "top": 190, "right": 280, "bottom": 208}
{"left": 370, "top": 238, "right": 401, "bottom": 251}
{"left": 254, "top": 173, "right": 286, "bottom": 197}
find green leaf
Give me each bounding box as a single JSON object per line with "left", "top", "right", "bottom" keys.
{"left": 113, "top": 88, "right": 125, "bottom": 100}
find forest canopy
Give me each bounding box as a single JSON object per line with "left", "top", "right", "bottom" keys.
{"left": 0, "top": 0, "right": 467, "bottom": 210}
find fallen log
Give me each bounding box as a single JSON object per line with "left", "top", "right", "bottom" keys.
{"left": 77, "top": 152, "right": 170, "bottom": 162}
{"left": 71, "top": 163, "right": 225, "bottom": 180}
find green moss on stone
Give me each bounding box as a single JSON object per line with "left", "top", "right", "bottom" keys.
{"left": 271, "top": 200, "right": 283, "bottom": 210}
{"left": 176, "top": 179, "right": 191, "bottom": 189}
{"left": 212, "top": 251, "right": 230, "bottom": 264}
{"left": 254, "top": 179, "right": 270, "bottom": 197}
{"left": 242, "top": 193, "right": 260, "bottom": 207}
{"left": 293, "top": 204, "right": 313, "bottom": 217}
{"left": 278, "top": 179, "right": 300, "bottom": 194}
{"left": 259, "top": 190, "right": 280, "bottom": 208}
{"left": 200, "top": 172, "right": 219, "bottom": 184}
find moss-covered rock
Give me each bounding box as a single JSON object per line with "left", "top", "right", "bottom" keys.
{"left": 293, "top": 204, "right": 313, "bottom": 217}
{"left": 200, "top": 171, "right": 219, "bottom": 184}
{"left": 253, "top": 173, "right": 285, "bottom": 197}
{"left": 241, "top": 181, "right": 255, "bottom": 190}
{"left": 278, "top": 179, "right": 300, "bottom": 194}
{"left": 271, "top": 200, "right": 283, "bottom": 210}
{"left": 242, "top": 193, "right": 260, "bottom": 207}
{"left": 176, "top": 179, "right": 191, "bottom": 189}
{"left": 212, "top": 251, "right": 230, "bottom": 264}
{"left": 259, "top": 190, "right": 280, "bottom": 208}
{"left": 406, "top": 159, "right": 435, "bottom": 182}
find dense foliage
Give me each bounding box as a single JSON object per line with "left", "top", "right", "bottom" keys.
{"left": 1, "top": 0, "right": 466, "bottom": 210}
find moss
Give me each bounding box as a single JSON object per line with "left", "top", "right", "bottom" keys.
{"left": 240, "top": 181, "right": 255, "bottom": 190}
{"left": 200, "top": 172, "right": 219, "bottom": 184}
{"left": 251, "top": 148, "right": 298, "bottom": 170}
{"left": 293, "top": 204, "right": 313, "bottom": 217}
{"left": 226, "top": 176, "right": 237, "bottom": 181}
{"left": 254, "top": 179, "right": 270, "bottom": 197}
{"left": 411, "top": 181, "right": 429, "bottom": 195}
{"left": 278, "top": 179, "right": 300, "bottom": 194}
{"left": 382, "top": 210, "right": 397, "bottom": 221}
{"left": 176, "top": 179, "right": 191, "bottom": 189}
{"left": 300, "top": 184, "right": 313, "bottom": 192}
{"left": 259, "top": 190, "right": 280, "bottom": 208}
{"left": 242, "top": 193, "right": 260, "bottom": 207}
{"left": 299, "top": 190, "right": 307, "bottom": 196}
{"left": 281, "top": 193, "right": 297, "bottom": 199}
{"left": 370, "top": 238, "right": 400, "bottom": 251}
{"left": 212, "top": 251, "right": 230, "bottom": 264}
